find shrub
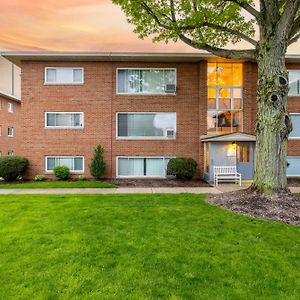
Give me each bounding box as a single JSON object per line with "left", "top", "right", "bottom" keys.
{"left": 34, "top": 175, "right": 46, "bottom": 182}
{"left": 78, "top": 175, "right": 86, "bottom": 181}
{"left": 89, "top": 145, "right": 106, "bottom": 179}
{"left": 0, "top": 156, "right": 28, "bottom": 181}
{"left": 53, "top": 166, "right": 70, "bottom": 180}
{"left": 167, "top": 157, "right": 197, "bottom": 180}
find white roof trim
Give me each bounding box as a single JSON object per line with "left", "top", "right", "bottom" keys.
{"left": 0, "top": 91, "right": 21, "bottom": 103}
{"left": 200, "top": 132, "right": 256, "bottom": 142}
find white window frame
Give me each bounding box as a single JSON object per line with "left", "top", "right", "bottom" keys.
{"left": 289, "top": 113, "right": 300, "bottom": 140}
{"left": 44, "top": 112, "right": 84, "bottom": 129}
{"left": 116, "top": 112, "right": 177, "bottom": 140}
{"left": 45, "top": 156, "right": 84, "bottom": 173}
{"left": 8, "top": 127, "right": 14, "bottom": 137}
{"left": 288, "top": 70, "right": 300, "bottom": 96}
{"left": 116, "top": 68, "right": 177, "bottom": 95}
{"left": 7, "top": 102, "right": 13, "bottom": 113}
{"left": 116, "top": 156, "right": 175, "bottom": 178}
{"left": 44, "top": 67, "right": 84, "bottom": 85}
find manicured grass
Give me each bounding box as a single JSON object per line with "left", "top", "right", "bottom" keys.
{"left": 0, "top": 180, "right": 117, "bottom": 189}
{"left": 0, "top": 194, "right": 299, "bottom": 299}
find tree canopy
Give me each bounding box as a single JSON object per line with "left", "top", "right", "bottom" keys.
{"left": 113, "top": 0, "right": 300, "bottom": 61}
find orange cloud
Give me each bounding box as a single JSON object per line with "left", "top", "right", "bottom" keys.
{"left": 0, "top": 0, "right": 299, "bottom": 53}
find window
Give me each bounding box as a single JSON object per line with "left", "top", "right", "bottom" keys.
{"left": 7, "top": 102, "right": 13, "bottom": 113}
{"left": 45, "top": 68, "right": 84, "bottom": 84}
{"left": 45, "top": 112, "right": 84, "bottom": 128}
{"left": 287, "top": 157, "right": 300, "bottom": 176}
{"left": 7, "top": 150, "right": 14, "bottom": 156}
{"left": 117, "top": 68, "right": 176, "bottom": 94}
{"left": 289, "top": 70, "right": 300, "bottom": 96}
{"left": 117, "top": 112, "right": 176, "bottom": 139}
{"left": 237, "top": 145, "right": 250, "bottom": 162}
{"left": 117, "top": 157, "right": 172, "bottom": 177}
{"left": 289, "top": 114, "right": 300, "bottom": 139}
{"left": 207, "top": 63, "right": 243, "bottom": 134}
{"left": 46, "top": 156, "right": 84, "bottom": 172}
{"left": 8, "top": 127, "right": 13, "bottom": 137}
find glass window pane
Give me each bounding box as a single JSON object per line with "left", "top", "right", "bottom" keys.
{"left": 127, "top": 158, "right": 144, "bottom": 176}
{"left": 217, "top": 64, "right": 232, "bottom": 86}
{"left": 232, "top": 64, "right": 243, "bottom": 86}
{"left": 207, "top": 111, "right": 218, "bottom": 133}
{"left": 208, "top": 88, "right": 216, "bottom": 109}
{"left": 57, "top": 69, "right": 73, "bottom": 83}
{"left": 219, "top": 88, "right": 231, "bottom": 109}
{"left": 290, "top": 115, "right": 300, "bottom": 137}
{"left": 56, "top": 114, "right": 72, "bottom": 127}
{"left": 118, "top": 113, "right": 175, "bottom": 137}
{"left": 233, "top": 88, "right": 242, "bottom": 109}
{"left": 58, "top": 158, "right": 73, "bottom": 169}
{"left": 127, "top": 70, "right": 140, "bottom": 93}
{"left": 164, "top": 70, "right": 176, "bottom": 85}
{"left": 73, "top": 69, "right": 83, "bottom": 83}
{"left": 46, "top": 69, "right": 56, "bottom": 82}
{"left": 146, "top": 158, "right": 164, "bottom": 176}
{"left": 140, "top": 70, "right": 164, "bottom": 93}
{"left": 217, "top": 111, "right": 232, "bottom": 133}
{"left": 237, "top": 145, "right": 250, "bottom": 162}
{"left": 74, "top": 158, "right": 83, "bottom": 170}
{"left": 47, "top": 114, "right": 56, "bottom": 126}
{"left": 289, "top": 71, "right": 300, "bottom": 96}
{"left": 73, "top": 114, "right": 81, "bottom": 126}
{"left": 287, "top": 157, "right": 300, "bottom": 176}
{"left": 232, "top": 111, "right": 243, "bottom": 132}
{"left": 207, "top": 63, "right": 217, "bottom": 86}
{"left": 47, "top": 158, "right": 56, "bottom": 170}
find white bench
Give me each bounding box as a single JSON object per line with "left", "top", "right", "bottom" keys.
{"left": 213, "top": 166, "right": 241, "bottom": 186}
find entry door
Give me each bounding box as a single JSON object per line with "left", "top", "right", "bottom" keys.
{"left": 236, "top": 142, "right": 254, "bottom": 180}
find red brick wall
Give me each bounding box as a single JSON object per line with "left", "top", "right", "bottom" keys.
{"left": 20, "top": 61, "right": 207, "bottom": 179}
{"left": 15, "top": 60, "right": 300, "bottom": 178}
{"left": 0, "top": 96, "right": 21, "bottom": 157}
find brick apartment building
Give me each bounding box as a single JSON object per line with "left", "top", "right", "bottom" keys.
{"left": 1, "top": 51, "right": 300, "bottom": 181}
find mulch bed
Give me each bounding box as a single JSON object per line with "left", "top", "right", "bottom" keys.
{"left": 207, "top": 189, "right": 300, "bottom": 225}
{"left": 106, "top": 178, "right": 211, "bottom": 187}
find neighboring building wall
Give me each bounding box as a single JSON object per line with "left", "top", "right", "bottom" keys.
{"left": 0, "top": 95, "right": 21, "bottom": 157}
{"left": 0, "top": 56, "right": 21, "bottom": 99}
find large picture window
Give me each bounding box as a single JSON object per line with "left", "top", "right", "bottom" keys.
{"left": 207, "top": 63, "right": 243, "bottom": 134}
{"left": 45, "top": 112, "right": 83, "bottom": 128}
{"left": 117, "top": 157, "right": 172, "bottom": 177}
{"left": 289, "top": 70, "right": 300, "bottom": 96}
{"left": 45, "top": 68, "right": 84, "bottom": 84}
{"left": 117, "top": 68, "right": 176, "bottom": 94}
{"left": 46, "top": 156, "right": 84, "bottom": 172}
{"left": 117, "top": 112, "right": 176, "bottom": 139}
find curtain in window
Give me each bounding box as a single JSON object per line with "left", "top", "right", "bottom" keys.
{"left": 146, "top": 158, "right": 164, "bottom": 176}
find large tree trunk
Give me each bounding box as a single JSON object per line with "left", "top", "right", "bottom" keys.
{"left": 252, "top": 39, "right": 292, "bottom": 194}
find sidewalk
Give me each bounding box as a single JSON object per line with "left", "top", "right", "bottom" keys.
{"left": 0, "top": 185, "right": 298, "bottom": 195}
{"left": 0, "top": 187, "right": 221, "bottom": 194}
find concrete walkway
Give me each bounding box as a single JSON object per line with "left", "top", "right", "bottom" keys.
{"left": 0, "top": 185, "right": 299, "bottom": 195}
{"left": 0, "top": 187, "right": 221, "bottom": 194}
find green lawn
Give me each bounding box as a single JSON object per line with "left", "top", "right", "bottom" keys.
{"left": 0, "top": 180, "right": 117, "bottom": 189}
{"left": 0, "top": 194, "right": 299, "bottom": 299}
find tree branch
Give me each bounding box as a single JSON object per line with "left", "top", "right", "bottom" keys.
{"left": 142, "top": 1, "right": 257, "bottom": 47}
{"left": 288, "top": 32, "right": 300, "bottom": 45}
{"left": 179, "top": 34, "right": 256, "bottom": 61}
{"left": 223, "top": 0, "right": 260, "bottom": 20}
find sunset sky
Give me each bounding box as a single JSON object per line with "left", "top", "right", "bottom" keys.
{"left": 1, "top": 0, "right": 299, "bottom": 53}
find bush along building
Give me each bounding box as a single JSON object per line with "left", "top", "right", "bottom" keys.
{"left": 1, "top": 51, "right": 300, "bottom": 181}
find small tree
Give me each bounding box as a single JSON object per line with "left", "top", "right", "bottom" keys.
{"left": 89, "top": 145, "right": 106, "bottom": 179}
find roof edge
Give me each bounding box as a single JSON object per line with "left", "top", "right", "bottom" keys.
{"left": 0, "top": 91, "right": 21, "bottom": 103}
